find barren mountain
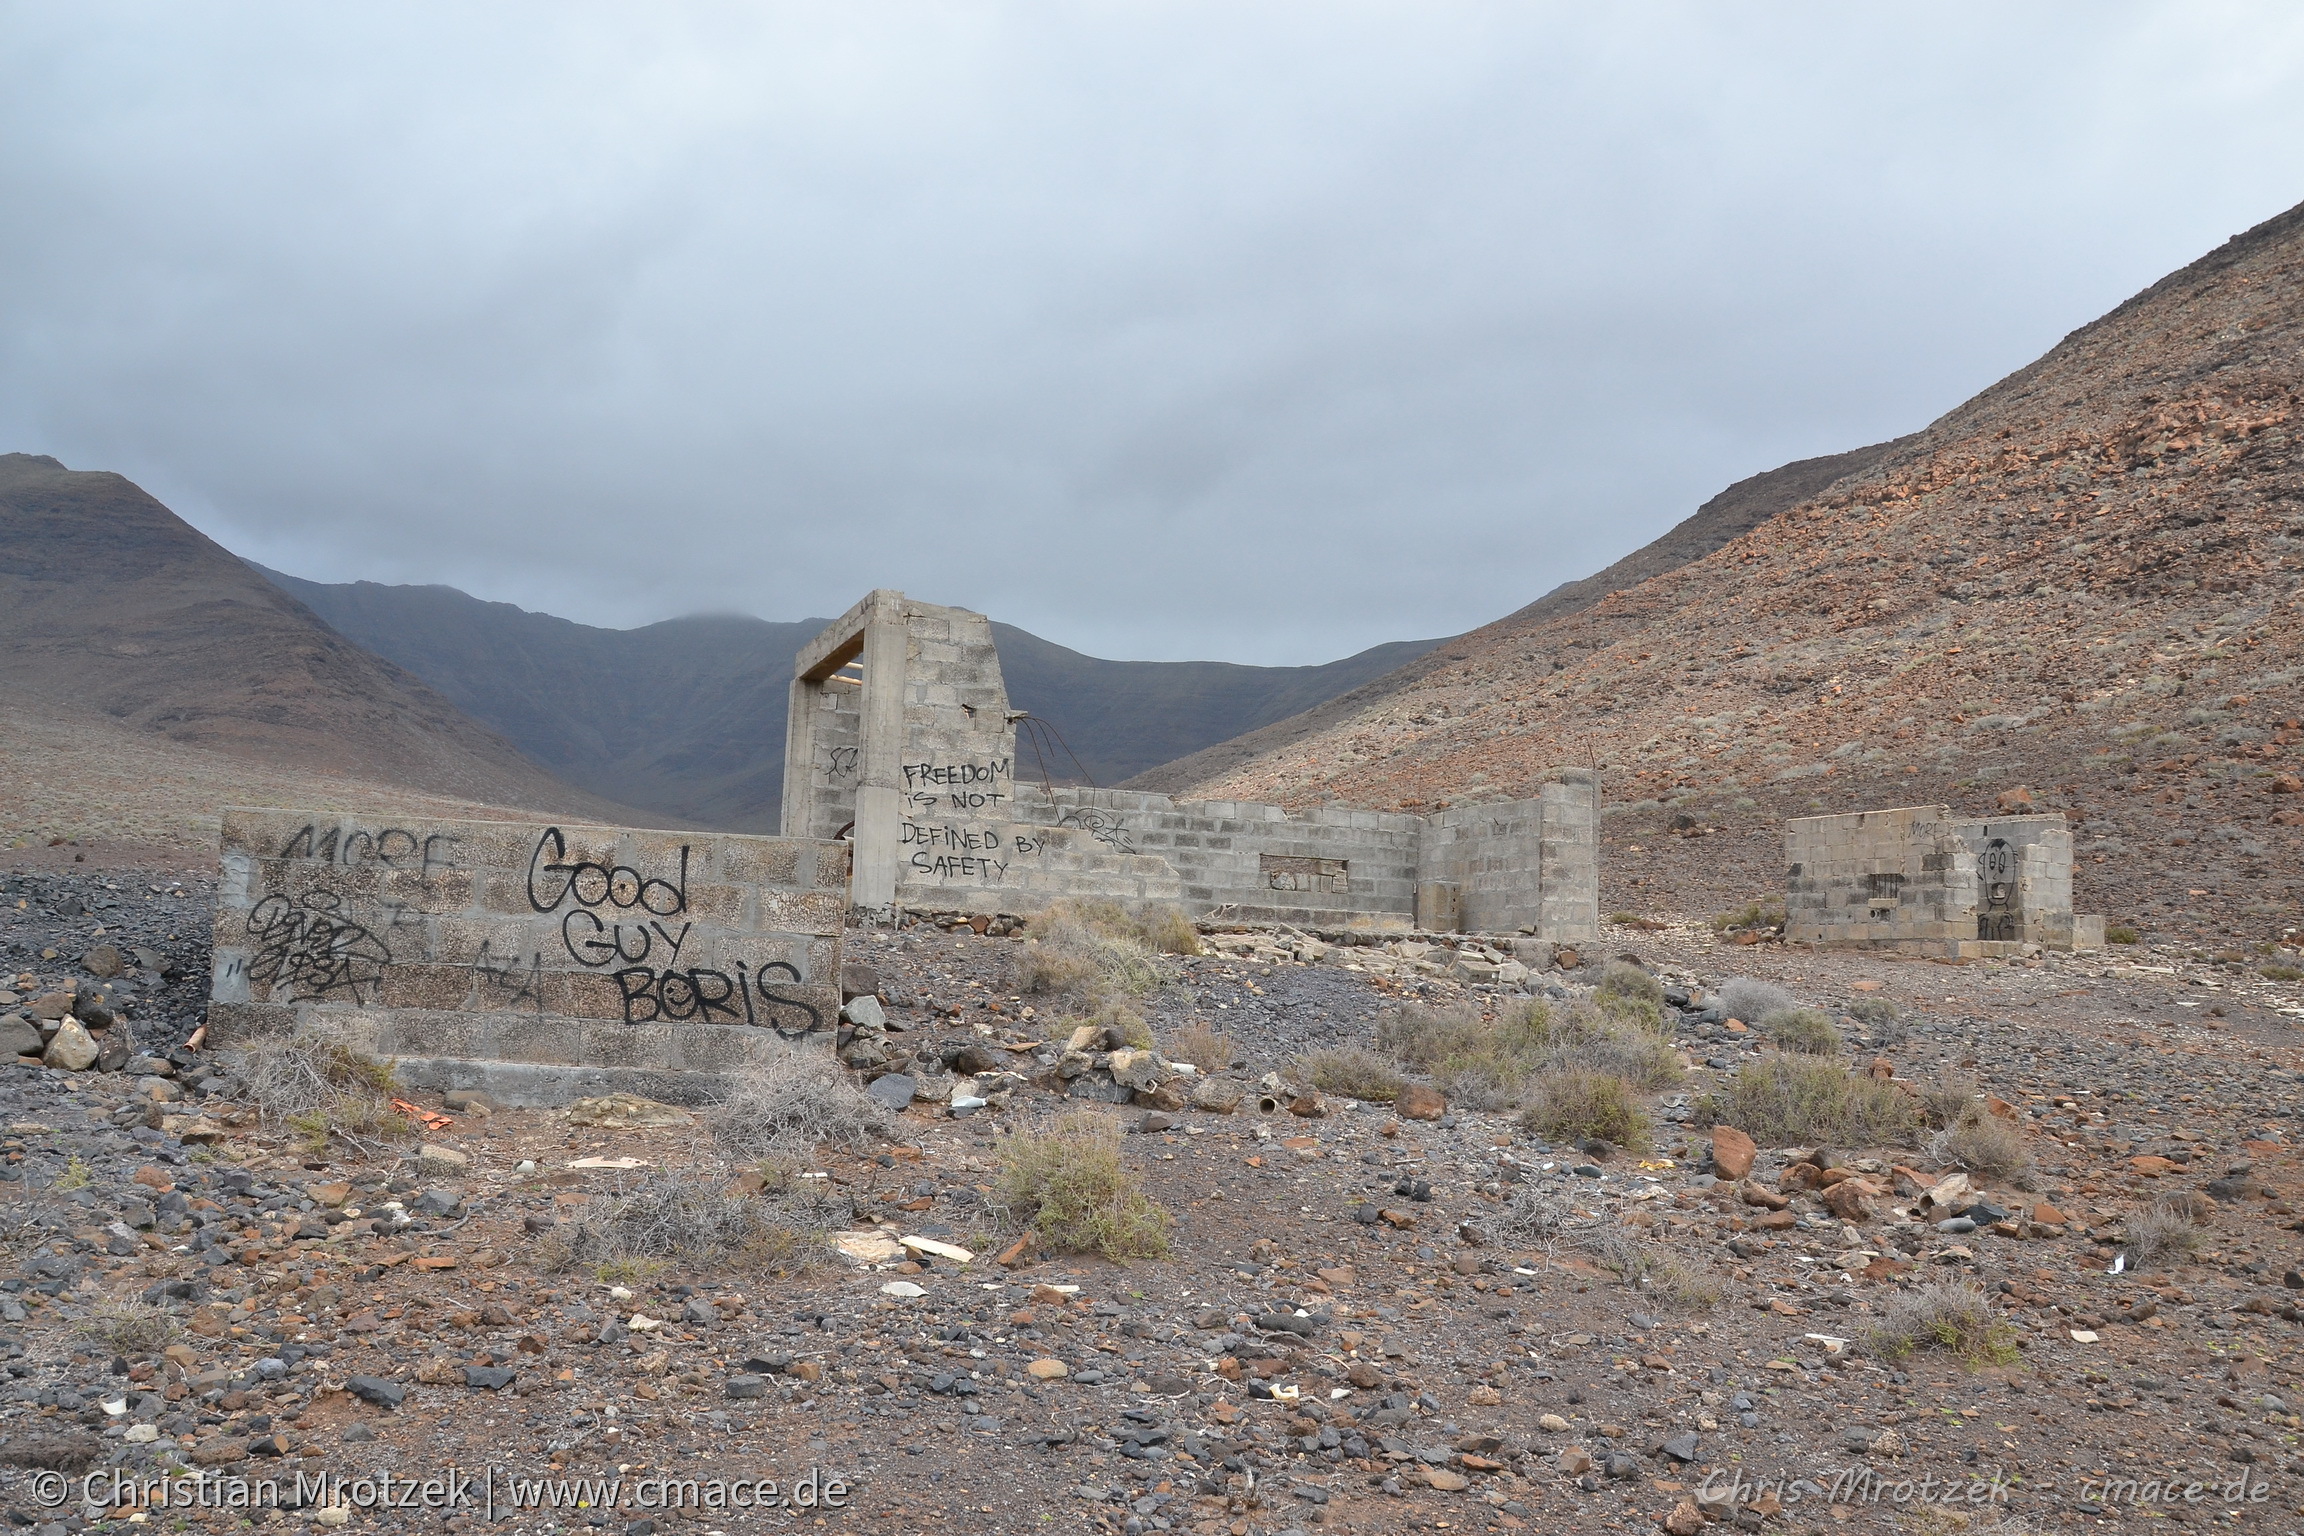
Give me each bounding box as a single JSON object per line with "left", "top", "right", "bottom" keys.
{"left": 261, "top": 569, "right": 1436, "bottom": 831}
{"left": 1171, "top": 198, "right": 2304, "bottom": 943}
{"left": 0, "top": 454, "right": 634, "bottom": 823}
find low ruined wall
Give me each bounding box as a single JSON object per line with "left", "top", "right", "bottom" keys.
{"left": 207, "top": 810, "right": 848, "bottom": 1105}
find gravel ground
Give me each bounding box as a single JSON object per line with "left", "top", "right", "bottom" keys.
{"left": 5, "top": 865, "right": 2304, "bottom": 1536}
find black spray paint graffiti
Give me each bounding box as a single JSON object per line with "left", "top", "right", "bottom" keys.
{"left": 613, "top": 960, "right": 823, "bottom": 1039}
{"left": 902, "top": 757, "right": 1011, "bottom": 813}
{"left": 1058, "top": 804, "right": 1138, "bottom": 855}
{"left": 901, "top": 821, "right": 1012, "bottom": 882}
{"left": 245, "top": 892, "right": 392, "bottom": 1004}
{"left": 279, "top": 824, "right": 460, "bottom": 875}
{"left": 521, "top": 827, "right": 823, "bottom": 1035}
{"left": 824, "top": 745, "right": 859, "bottom": 782}
{"left": 526, "top": 827, "right": 688, "bottom": 917}
{"left": 473, "top": 940, "right": 546, "bottom": 1014}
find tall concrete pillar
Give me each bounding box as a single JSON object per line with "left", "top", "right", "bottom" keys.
{"left": 780, "top": 673, "right": 817, "bottom": 840}
{"left": 851, "top": 603, "right": 910, "bottom": 910}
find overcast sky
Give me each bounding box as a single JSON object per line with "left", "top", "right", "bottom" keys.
{"left": 5, "top": 5, "right": 2302, "bottom": 664}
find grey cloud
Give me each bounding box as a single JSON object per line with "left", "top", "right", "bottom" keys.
{"left": 3, "top": 2, "right": 2301, "bottom": 661}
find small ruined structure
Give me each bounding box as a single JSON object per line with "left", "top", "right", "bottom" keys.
{"left": 208, "top": 809, "right": 847, "bottom": 1103}
{"left": 783, "top": 590, "right": 1600, "bottom": 937}
{"left": 1784, "top": 803, "right": 2103, "bottom": 955}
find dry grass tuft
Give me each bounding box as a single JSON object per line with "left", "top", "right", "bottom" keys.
{"left": 1927, "top": 1106, "right": 2031, "bottom": 1181}
{"left": 1518, "top": 1068, "right": 1650, "bottom": 1149}
{"left": 1016, "top": 901, "right": 1168, "bottom": 1003}
{"left": 2124, "top": 1197, "right": 2206, "bottom": 1269}
{"left": 1692, "top": 1053, "right": 1919, "bottom": 1147}
{"left": 1917, "top": 1068, "right": 1983, "bottom": 1130}
{"left": 1298, "top": 1047, "right": 1404, "bottom": 1103}
{"left": 1480, "top": 1187, "right": 1568, "bottom": 1247}
{"left": 994, "top": 1111, "right": 1171, "bottom": 1259}
{"left": 706, "top": 1050, "right": 896, "bottom": 1164}
{"left": 227, "top": 1028, "right": 412, "bottom": 1154}
{"left": 1863, "top": 1281, "right": 2017, "bottom": 1364}
{"left": 1760, "top": 1006, "right": 1840, "bottom": 1055}
{"left": 1163, "top": 1022, "right": 1236, "bottom": 1073}
{"left": 1593, "top": 962, "right": 1663, "bottom": 1008}
{"left": 77, "top": 1296, "right": 178, "bottom": 1358}
{"left": 531, "top": 1172, "right": 839, "bottom": 1281}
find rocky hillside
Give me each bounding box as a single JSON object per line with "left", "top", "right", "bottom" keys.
{"left": 0, "top": 455, "right": 632, "bottom": 822}
{"left": 1172, "top": 198, "right": 2304, "bottom": 943}
{"left": 262, "top": 569, "right": 1436, "bottom": 832}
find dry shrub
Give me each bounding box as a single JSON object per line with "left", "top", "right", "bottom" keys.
{"left": 1863, "top": 1281, "right": 2017, "bottom": 1364}
{"left": 78, "top": 1296, "right": 178, "bottom": 1358}
{"left": 1718, "top": 977, "right": 1796, "bottom": 1024}
{"left": 1761, "top": 1007, "right": 1840, "bottom": 1055}
{"left": 1845, "top": 997, "right": 1905, "bottom": 1039}
{"left": 226, "top": 1029, "right": 412, "bottom": 1153}
{"left": 1481, "top": 1187, "right": 1568, "bottom": 1247}
{"left": 1692, "top": 1053, "right": 1918, "bottom": 1147}
{"left": 1163, "top": 1022, "right": 1236, "bottom": 1073}
{"left": 1539, "top": 1007, "right": 1685, "bottom": 1090}
{"left": 1593, "top": 962, "right": 1663, "bottom": 1009}
{"left": 531, "top": 1171, "right": 839, "bottom": 1280}
{"left": 706, "top": 1050, "right": 895, "bottom": 1164}
{"left": 1016, "top": 901, "right": 1166, "bottom": 1003}
{"left": 1652, "top": 1255, "right": 1725, "bottom": 1311}
{"left": 1381, "top": 1001, "right": 1679, "bottom": 1109}
{"left": 2124, "top": 1198, "right": 2205, "bottom": 1269}
{"left": 1586, "top": 1231, "right": 1722, "bottom": 1309}
{"left": 1137, "top": 906, "right": 1203, "bottom": 957}
{"left": 1518, "top": 1068, "right": 1650, "bottom": 1149}
{"left": 1378, "top": 1003, "right": 1525, "bottom": 1108}
{"left": 1594, "top": 989, "right": 1670, "bottom": 1036}
{"left": 994, "top": 1111, "right": 1170, "bottom": 1259}
{"left": 1299, "top": 1047, "right": 1404, "bottom": 1103}
{"left": 1927, "top": 1105, "right": 2031, "bottom": 1181}
{"left": 1916, "top": 1067, "right": 1983, "bottom": 1130}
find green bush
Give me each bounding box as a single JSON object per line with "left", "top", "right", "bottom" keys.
{"left": 995, "top": 1111, "right": 1171, "bottom": 1259}
{"left": 1692, "top": 1053, "right": 1918, "bottom": 1147}
{"left": 2106, "top": 925, "right": 2141, "bottom": 945}
{"left": 1760, "top": 1007, "right": 1840, "bottom": 1055}
{"left": 1518, "top": 1068, "right": 1650, "bottom": 1149}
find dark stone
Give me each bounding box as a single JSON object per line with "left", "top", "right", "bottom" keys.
{"left": 866, "top": 1075, "right": 917, "bottom": 1112}
{"left": 725, "top": 1375, "right": 767, "bottom": 1400}
{"left": 1657, "top": 1432, "right": 1700, "bottom": 1463}
{"left": 345, "top": 1376, "right": 404, "bottom": 1408}
{"left": 462, "top": 1367, "right": 515, "bottom": 1391}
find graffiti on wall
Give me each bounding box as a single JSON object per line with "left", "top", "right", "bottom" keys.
{"left": 522, "top": 828, "right": 822, "bottom": 1035}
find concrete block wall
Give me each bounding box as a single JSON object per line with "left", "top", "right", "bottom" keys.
{"left": 1787, "top": 803, "right": 2095, "bottom": 953}
{"left": 801, "top": 679, "right": 862, "bottom": 842}
{"left": 1005, "top": 786, "right": 1426, "bottom": 929}
{"left": 1420, "top": 773, "right": 1601, "bottom": 941}
{"left": 207, "top": 810, "right": 848, "bottom": 1105}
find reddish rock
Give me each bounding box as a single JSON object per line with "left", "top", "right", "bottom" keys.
{"left": 1823, "top": 1178, "right": 1880, "bottom": 1221}
{"left": 1710, "top": 1126, "right": 1756, "bottom": 1180}
{"left": 1395, "top": 1084, "right": 1447, "bottom": 1121}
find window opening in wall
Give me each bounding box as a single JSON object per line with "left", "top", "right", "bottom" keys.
{"left": 1865, "top": 871, "right": 1904, "bottom": 911}
{"left": 1261, "top": 854, "right": 1349, "bottom": 894}
{"left": 1977, "top": 838, "right": 2020, "bottom": 941}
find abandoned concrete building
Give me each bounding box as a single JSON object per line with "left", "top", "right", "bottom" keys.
{"left": 780, "top": 590, "right": 1600, "bottom": 940}
{"left": 1784, "top": 803, "right": 2104, "bottom": 956}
